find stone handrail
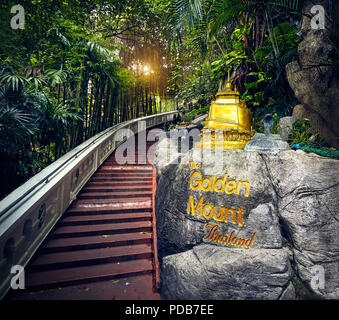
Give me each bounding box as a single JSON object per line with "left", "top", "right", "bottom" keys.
{"left": 0, "top": 111, "right": 178, "bottom": 299}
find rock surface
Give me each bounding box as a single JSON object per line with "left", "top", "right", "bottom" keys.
{"left": 244, "top": 133, "right": 290, "bottom": 154}
{"left": 161, "top": 244, "right": 294, "bottom": 300}
{"left": 264, "top": 151, "right": 339, "bottom": 299}
{"left": 277, "top": 116, "right": 296, "bottom": 141}
{"left": 155, "top": 149, "right": 279, "bottom": 255}
{"left": 285, "top": 1, "right": 339, "bottom": 148}
{"left": 155, "top": 143, "right": 339, "bottom": 299}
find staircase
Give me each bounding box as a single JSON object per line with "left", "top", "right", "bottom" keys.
{"left": 6, "top": 131, "right": 160, "bottom": 300}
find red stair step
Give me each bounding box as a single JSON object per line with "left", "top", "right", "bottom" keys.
{"left": 25, "top": 259, "right": 154, "bottom": 290}
{"left": 68, "top": 201, "right": 152, "bottom": 215}
{"left": 83, "top": 186, "right": 152, "bottom": 192}
{"left": 29, "top": 244, "right": 153, "bottom": 271}
{"left": 85, "top": 181, "right": 152, "bottom": 187}
{"left": 97, "top": 167, "right": 152, "bottom": 172}
{"left": 77, "top": 191, "right": 152, "bottom": 199}
{"left": 90, "top": 177, "right": 152, "bottom": 182}
{"left": 52, "top": 221, "right": 152, "bottom": 238}
{"left": 75, "top": 198, "right": 152, "bottom": 206}
{"left": 98, "top": 165, "right": 153, "bottom": 170}
{"left": 61, "top": 212, "right": 152, "bottom": 225}
{"left": 9, "top": 274, "right": 160, "bottom": 300}
{"left": 41, "top": 232, "right": 153, "bottom": 253}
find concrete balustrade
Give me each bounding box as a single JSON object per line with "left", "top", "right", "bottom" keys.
{"left": 0, "top": 111, "right": 178, "bottom": 299}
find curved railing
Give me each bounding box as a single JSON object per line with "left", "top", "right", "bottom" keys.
{"left": 0, "top": 111, "right": 178, "bottom": 299}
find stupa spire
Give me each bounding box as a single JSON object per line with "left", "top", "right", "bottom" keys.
{"left": 195, "top": 69, "right": 253, "bottom": 149}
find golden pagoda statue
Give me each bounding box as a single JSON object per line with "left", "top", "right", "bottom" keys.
{"left": 195, "top": 72, "right": 253, "bottom": 149}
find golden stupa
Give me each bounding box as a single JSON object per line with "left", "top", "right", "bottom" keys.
{"left": 196, "top": 72, "right": 253, "bottom": 149}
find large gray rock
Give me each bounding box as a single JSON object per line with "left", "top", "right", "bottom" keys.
{"left": 155, "top": 149, "right": 281, "bottom": 256}
{"left": 161, "top": 244, "right": 294, "bottom": 300}
{"left": 155, "top": 142, "right": 339, "bottom": 299}
{"left": 285, "top": 1, "right": 339, "bottom": 148}
{"left": 263, "top": 150, "right": 339, "bottom": 299}
{"left": 277, "top": 116, "right": 296, "bottom": 141}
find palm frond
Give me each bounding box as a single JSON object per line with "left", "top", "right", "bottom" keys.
{"left": 0, "top": 102, "right": 36, "bottom": 155}
{"left": 26, "top": 75, "right": 47, "bottom": 92}
{"left": 0, "top": 69, "right": 27, "bottom": 91}
{"left": 0, "top": 104, "right": 31, "bottom": 124}
{"left": 44, "top": 69, "right": 68, "bottom": 87}
{"left": 51, "top": 103, "right": 83, "bottom": 124}
{"left": 208, "top": 1, "right": 246, "bottom": 38}
{"left": 175, "top": 0, "right": 204, "bottom": 31}
{"left": 86, "top": 40, "right": 112, "bottom": 60}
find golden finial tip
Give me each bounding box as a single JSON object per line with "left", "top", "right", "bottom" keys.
{"left": 225, "top": 70, "right": 232, "bottom": 89}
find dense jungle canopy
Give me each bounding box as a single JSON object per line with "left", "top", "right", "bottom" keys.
{"left": 0, "top": 0, "right": 338, "bottom": 198}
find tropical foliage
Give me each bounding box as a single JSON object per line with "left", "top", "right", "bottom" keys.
{"left": 167, "top": 0, "right": 304, "bottom": 120}
{"left": 0, "top": 0, "right": 175, "bottom": 198}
